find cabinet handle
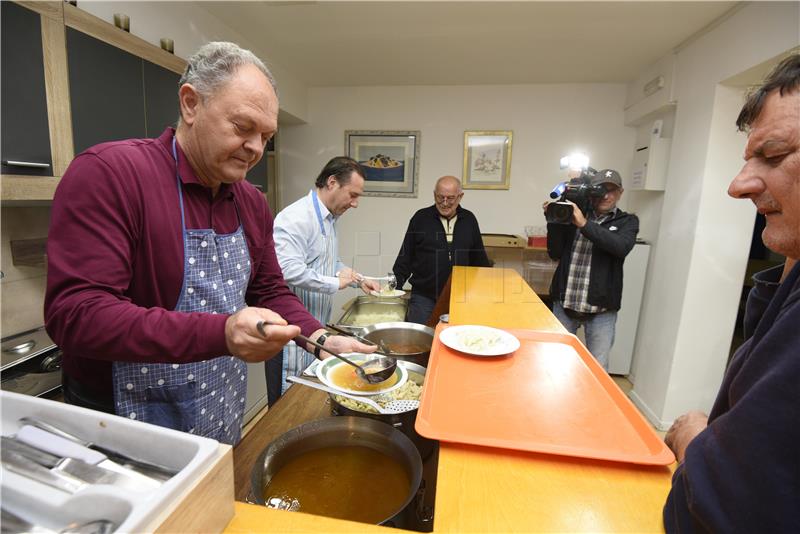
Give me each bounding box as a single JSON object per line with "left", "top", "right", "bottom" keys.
{"left": 2, "top": 160, "right": 50, "bottom": 169}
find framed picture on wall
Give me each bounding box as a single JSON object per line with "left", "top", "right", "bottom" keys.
{"left": 462, "top": 130, "right": 513, "bottom": 189}
{"left": 345, "top": 130, "right": 420, "bottom": 198}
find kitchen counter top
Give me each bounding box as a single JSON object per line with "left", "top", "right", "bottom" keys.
{"left": 227, "top": 267, "right": 673, "bottom": 533}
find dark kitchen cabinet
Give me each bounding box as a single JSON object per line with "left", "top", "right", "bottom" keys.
{"left": 143, "top": 60, "right": 180, "bottom": 137}
{"left": 1, "top": 2, "right": 54, "bottom": 176}
{"left": 66, "top": 28, "right": 146, "bottom": 155}
{"left": 247, "top": 156, "right": 268, "bottom": 192}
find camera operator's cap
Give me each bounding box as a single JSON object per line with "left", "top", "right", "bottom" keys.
{"left": 591, "top": 169, "right": 622, "bottom": 188}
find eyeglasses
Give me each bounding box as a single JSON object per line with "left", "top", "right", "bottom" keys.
{"left": 435, "top": 193, "right": 461, "bottom": 204}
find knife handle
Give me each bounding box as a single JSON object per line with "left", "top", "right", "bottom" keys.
{"left": 16, "top": 426, "right": 105, "bottom": 465}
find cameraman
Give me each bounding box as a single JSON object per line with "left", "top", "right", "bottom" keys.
{"left": 543, "top": 169, "right": 639, "bottom": 371}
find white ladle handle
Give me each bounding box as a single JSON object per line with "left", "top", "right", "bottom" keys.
{"left": 286, "top": 376, "right": 386, "bottom": 413}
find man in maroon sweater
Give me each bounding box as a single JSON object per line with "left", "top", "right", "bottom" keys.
{"left": 45, "top": 42, "right": 371, "bottom": 444}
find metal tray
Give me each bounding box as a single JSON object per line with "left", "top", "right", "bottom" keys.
{"left": 335, "top": 296, "right": 408, "bottom": 329}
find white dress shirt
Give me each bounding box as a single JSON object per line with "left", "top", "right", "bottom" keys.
{"left": 273, "top": 190, "right": 346, "bottom": 295}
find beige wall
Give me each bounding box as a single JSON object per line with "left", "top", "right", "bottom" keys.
{"left": 1, "top": 208, "right": 50, "bottom": 335}
{"left": 278, "top": 83, "right": 635, "bottom": 314}
{"left": 628, "top": 1, "right": 800, "bottom": 428}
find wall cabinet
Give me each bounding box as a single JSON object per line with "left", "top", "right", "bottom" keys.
{"left": 1, "top": 1, "right": 187, "bottom": 202}
{"left": 67, "top": 30, "right": 185, "bottom": 155}
{"left": 1, "top": 2, "right": 53, "bottom": 176}
{"left": 2, "top": 1, "right": 277, "bottom": 204}
{"left": 67, "top": 28, "right": 147, "bottom": 154}
{"left": 143, "top": 61, "right": 180, "bottom": 137}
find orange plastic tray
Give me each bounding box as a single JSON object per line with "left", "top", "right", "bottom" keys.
{"left": 416, "top": 325, "right": 675, "bottom": 465}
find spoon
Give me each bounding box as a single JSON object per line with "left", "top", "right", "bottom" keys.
{"left": 256, "top": 321, "right": 397, "bottom": 384}
{"left": 286, "top": 376, "right": 419, "bottom": 414}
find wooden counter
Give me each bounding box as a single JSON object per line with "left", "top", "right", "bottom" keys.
{"left": 227, "top": 267, "right": 673, "bottom": 533}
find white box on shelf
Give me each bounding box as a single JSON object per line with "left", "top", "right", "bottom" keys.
{"left": 0, "top": 391, "right": 234, "bottom": 533}
{"left": 631, "top": 136, "right": 671, "bottom": 191}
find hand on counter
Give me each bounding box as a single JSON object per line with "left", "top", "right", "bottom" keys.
{"left": 665, "top": 410, "right": 708, "bottom": 463}
{"left": 225, "top": 307, "right": 300, "bottom": 363}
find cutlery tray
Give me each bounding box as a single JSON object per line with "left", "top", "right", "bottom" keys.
{"left": 1, "top": 391, "right": 233, "bottom": 533}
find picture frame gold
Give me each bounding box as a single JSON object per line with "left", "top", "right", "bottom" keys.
{"left": 462, "top": 130, "right": 513, "bottom": 190}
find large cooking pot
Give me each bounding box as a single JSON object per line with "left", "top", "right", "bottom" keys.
{"left": 250, "top": 417, "right": 422, "bottom": 525}
{"left": 358, "top": 322, "right": 434, "bottom": 367}
{"left": 329, "top": 361, "right": 435, "bottom": 461}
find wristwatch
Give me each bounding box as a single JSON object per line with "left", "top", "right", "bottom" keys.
{"left": 314, "top": 334, "right": 329, "bottom": 358}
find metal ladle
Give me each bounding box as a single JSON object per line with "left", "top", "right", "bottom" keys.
{"left": 256, "top": 321, "right": 397, "bottom": 384}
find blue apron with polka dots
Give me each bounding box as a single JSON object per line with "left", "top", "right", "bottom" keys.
{"left": 112, "top": 137, "right": 251, "bottom": 445}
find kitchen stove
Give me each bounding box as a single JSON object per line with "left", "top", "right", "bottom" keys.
{"left": 1, "top": 327, "right": 62, "bottom": 398}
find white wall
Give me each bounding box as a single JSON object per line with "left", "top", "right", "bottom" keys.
{"left": 629, "top": 2, "right": 800, "bottom": 428}
{"left": 278, "top": 84, "right": 634, "bottom": 314}
{"left": 75, "top": 1, "right": 308, "bottom": 122}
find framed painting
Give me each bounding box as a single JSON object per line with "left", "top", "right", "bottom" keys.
{"left": 462, "top": 130, "right": 513, "bottom": 189}
{"left": 345, "top": 130, "right": 420, "bottom": 197}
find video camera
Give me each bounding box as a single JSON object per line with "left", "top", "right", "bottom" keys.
{"left": 545, "top": 167, "right": 607, "bottom": 224}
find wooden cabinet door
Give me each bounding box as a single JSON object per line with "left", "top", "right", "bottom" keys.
{"left": 143, "top": 60, "right": 180, "bottom": 137}
{"left": 1, "top": 2, "right": 54, "bottom": 176}
{"left": 66, "top": 28, "right": 146, "bottom": 155}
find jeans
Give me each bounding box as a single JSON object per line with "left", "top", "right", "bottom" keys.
{"left": 552, "top": 301, "right": 617, "bottom": 371}
{"left": 407, "top": 292, "right": 437, "bottom": 325}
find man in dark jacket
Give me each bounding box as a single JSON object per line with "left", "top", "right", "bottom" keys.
{"left": 393, "top": 175, "right": 491, "bottom": 323}
{"left": 663, "top": 53, "right": 800, "bottom": 534}
{"left": 545, "top": 169, "right": 639, "bottom": 370}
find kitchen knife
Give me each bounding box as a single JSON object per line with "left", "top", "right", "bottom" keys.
{"left": 13, "top": 426, "right": 161, "bottom": 491}
{"left": 1, "top": 447, "right": 86, "bottom": 494}
{"left": 18, "top": 416, "right": 178, "bottom": 481}
{"left": 2, "top": 435, "right": 156, "bottom": 493}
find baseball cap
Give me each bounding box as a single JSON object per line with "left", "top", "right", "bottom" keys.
{"left": 591, "top": 169, "right": 622, "bottom": 188}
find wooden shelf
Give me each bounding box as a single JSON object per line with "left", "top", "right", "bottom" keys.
{"left": 1, "top": 175, "right": 61, "bottom": 202}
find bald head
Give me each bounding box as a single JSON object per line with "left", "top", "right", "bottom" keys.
{"left": 434, "top": 175, "right": 464, "bottom": 218}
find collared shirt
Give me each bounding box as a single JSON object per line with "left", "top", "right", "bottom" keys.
{"left": 439, "top": 214, "right": 458, "bottom": 243}
{"left": 562, "top": 209, "right": 615, "bottom": 313}
{"left": 273, "top": 190, "right": 346, "bottom": 295}
{"left": 45, "top": 128, "right": 321, "bottom": 397}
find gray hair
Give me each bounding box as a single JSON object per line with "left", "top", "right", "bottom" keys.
{"left": 179, "top": 41, "right": 278, "bottom": 101}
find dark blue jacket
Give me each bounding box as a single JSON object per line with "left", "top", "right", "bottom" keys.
{"left": 663, "top": 262, "right": 800, "bottom": 533}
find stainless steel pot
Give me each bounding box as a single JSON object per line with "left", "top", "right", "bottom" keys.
{"left": 249, "top": 417, "right": 422, "bottom": 525}
{"left": 358, "top": 322, "right": 434, "bottom": 367}
{"left": 329, "top": 362, "right": 435, "bottom": 461}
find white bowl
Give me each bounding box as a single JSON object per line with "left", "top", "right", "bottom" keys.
{"left": 315, "top": 353, "right": 407, "bottom": 396}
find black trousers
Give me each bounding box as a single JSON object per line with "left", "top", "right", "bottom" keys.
{"left": 61, "top": 372, "right": 115, "bottom": 414}
{"left": 264, "top": 349, "right": 284, "bottom": 408}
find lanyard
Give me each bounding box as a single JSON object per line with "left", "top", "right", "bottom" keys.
{"left": 311, "top": 189, "right": 328, "bottom": 237}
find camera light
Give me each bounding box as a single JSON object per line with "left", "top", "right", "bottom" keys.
{"left": 559, "top": 152, "right": 589, "bottom": 171}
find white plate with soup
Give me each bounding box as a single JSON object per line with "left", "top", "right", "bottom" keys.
{"left": 316, "top": 353, "right": 408, "bottom": 395}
